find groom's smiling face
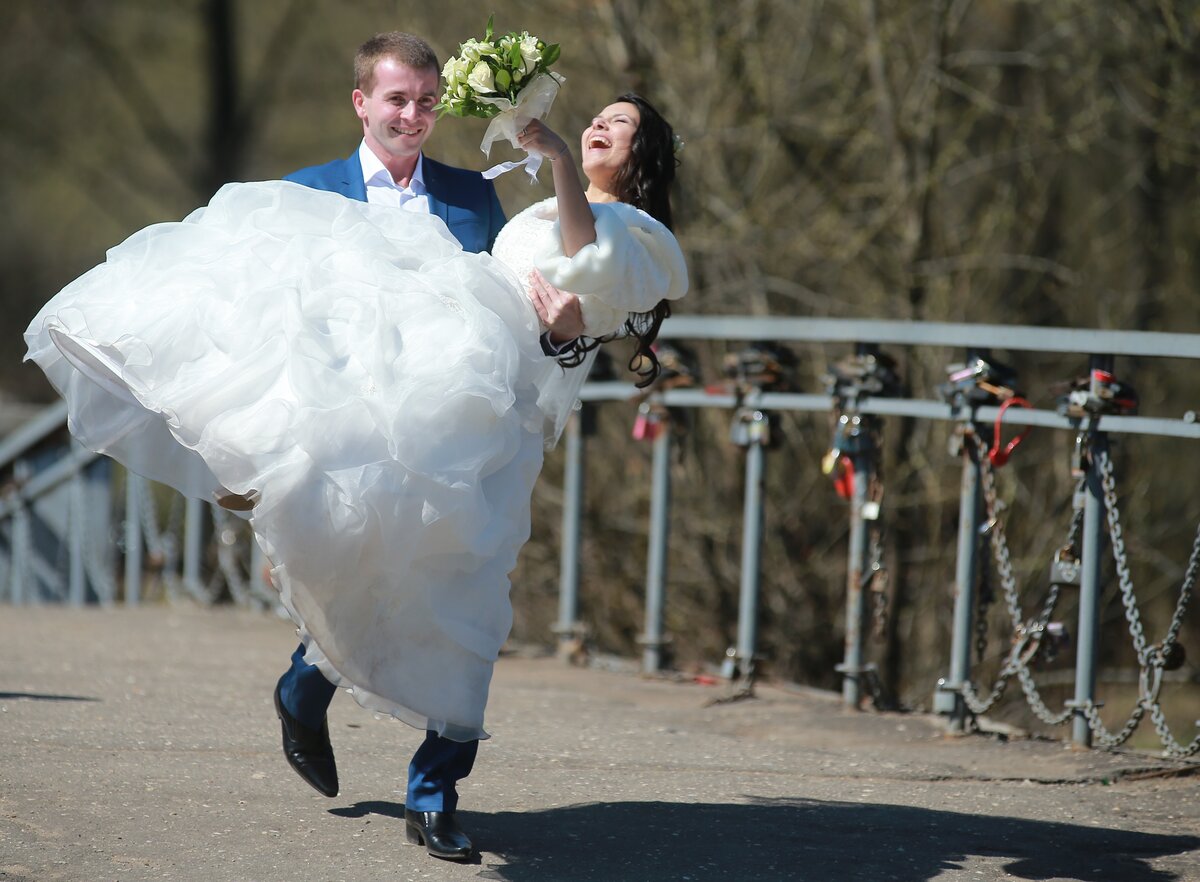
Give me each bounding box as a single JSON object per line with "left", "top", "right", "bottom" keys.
{"left": 353, "top": 57, "right": 439, "bottom": 173}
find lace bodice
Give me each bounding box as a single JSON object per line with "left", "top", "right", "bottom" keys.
{"left": 491, "top": 199, "right": 558, "bottom": 298}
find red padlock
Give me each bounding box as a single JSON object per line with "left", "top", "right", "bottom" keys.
{"left": 990, "top": 396, "right": 1032, "bottom": 467}
{"left": 832, "top": 456, "right": 855, "bottom": 499}
{"left": 631, "top": 402, "right": 663, "bottom": 441}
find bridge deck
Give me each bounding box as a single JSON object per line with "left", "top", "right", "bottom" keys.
{"left": 1, "top": 606, "right": 1197, "bottom": 881}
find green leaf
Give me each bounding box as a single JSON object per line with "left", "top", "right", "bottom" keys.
{"left": 485, "top": 14, "right": 494, "bottom": 41}
{"left": 509, "top": 40, "right": 523, "bottom": 69}
{"left": 542, "top": 43, "right": 560, "bottom": 66}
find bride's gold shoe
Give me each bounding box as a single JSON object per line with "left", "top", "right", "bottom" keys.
{"left": 214, "top": 488, "right": 259, "bottom": 511}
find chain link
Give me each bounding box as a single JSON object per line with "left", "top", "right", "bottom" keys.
{"left": 1079, "top": 443, "right": 1200, "bottom": 756}
{"left": 973, "top": 538, "right": 993, "bottom": 663}
{"left": 210, "top": 508, "right": 275, "bottom": 610}
{"left": 136, "top": 477, "right": 169, "bottom": 562}
{"left": 868, "top": 525, "right": 889, "bottom": 639}
{"left": 958, "top": 430, "right": 1077, "bottom": 724}
{"left": 211, "top": 507, "right": 252, "bottom": 604}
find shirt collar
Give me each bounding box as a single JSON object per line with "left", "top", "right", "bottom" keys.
{"left": 358, "top": 140, "right": 425, "bottom": 193}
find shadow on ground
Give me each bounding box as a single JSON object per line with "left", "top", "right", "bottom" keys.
{"left": 333, "top": 797, "right": 1200, "bottom": 882}
{"left": 0, "top": 691, "right": 97, "bottom": 702}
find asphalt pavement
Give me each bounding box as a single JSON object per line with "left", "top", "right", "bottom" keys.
{"left": 1, "top": 605, "right": 1197, "bottom": 882}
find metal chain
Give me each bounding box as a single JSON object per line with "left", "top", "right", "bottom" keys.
{"left": 136, "top": 478, "right": 163, "bottom": 560}
{"left": 138, "top": 477, "right": 196, "bottom": 602}
{"left": 83, "top": 518, "right": 117, "bottom": 605}
{"left": 1097, "top": 444, "right": 1149, "bottom": 661}
{"left": 210, "top": 508, "right": 274, "bottom": 610}
{"left": 211, "top": 507, "right": 252, "bottom": 604}
{"left": 973, "top": 535, "right": 993, "bottom": 663}
{"left": 1081, "top": 444, "right": 1200, "bottom": 756}
{"left": 868, "top": 526, "right": 889, "bottom": 639}
{"left": 1149, "top": 699, "right": 1200, "bottom": 758}
{"left": 959, "top": 431, "right": 1076, "bottom": 724}
{"left": 960, "top": 434, "right": 1016, "bottom": 714}
{"left": 1076, "top": 442, "right": 1157, "bottom": 748}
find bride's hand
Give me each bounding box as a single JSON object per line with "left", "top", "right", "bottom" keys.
{"left": 521, "top": 119, "right": 594, "bottom": 258}
{"left": 515, "top": 119, "right": 570, "bottom": 162}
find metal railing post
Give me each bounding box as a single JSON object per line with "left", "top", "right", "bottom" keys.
{"left": 1071, "top": 355, "right": 1113, "bottom": 746}
{"left": 123, "top": 472, "right": 143, "bottom": 606}
{"left": 554, "top": 407, "right": 588, "bottom": 652}
{"left": 68, "top": 447, "right": 86, "bottom": 606}
{"left": 734, "top": 414, "right": 768, "bottom": 679}
{"left": 840, "top": 449, "right": 874, "bottom": 707}
{"left": 183, "top": 497, "right": 204, "bottom": 596}
{"left": 640, "top": 414, "right": 672, "bottom": 673}
{"left": 10, "top": 460, "right": 31, "bottom": 605}
{"left": 939, "top": 432, "right": 983, "bottom": 728}
{"left": 1071, "top": 439, "right": 1106, "bottom": 747}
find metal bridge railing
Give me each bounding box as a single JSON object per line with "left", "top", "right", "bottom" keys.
{"left": 2, "top": 317, "right": 1198, "bottom": 757}
{"left": 557, "top": 318, "right": 1200, "bottom": 756}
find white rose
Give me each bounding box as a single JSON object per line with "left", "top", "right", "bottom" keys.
{"left": 441, "top": 57, "right": 467, "bottom": 88}
{"left": 467, "top": 61, "right": 495, "bottom": 94}
{"left": 461, "top": 40, "right": 484, "bottom": 63}
{"left": 519, "top": 35, "right": 541, "bottom": 74}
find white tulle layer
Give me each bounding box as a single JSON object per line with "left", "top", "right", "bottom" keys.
{"left": 24, "top": 181, "right": 549, "bottom": 740}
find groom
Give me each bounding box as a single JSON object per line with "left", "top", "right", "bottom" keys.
{"left": 274, "top": 31, "right": 580, "bottom": 862}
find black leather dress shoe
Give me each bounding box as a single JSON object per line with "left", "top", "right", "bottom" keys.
{"left": 273, "top": 683, "right": 338, "bottom": 797}
{"left": 404, "top": 809, "right": 474, "bottom": 861}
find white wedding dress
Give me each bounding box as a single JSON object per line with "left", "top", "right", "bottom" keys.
{"left": 24, "top": 180, "right": 687, "bottom": 740}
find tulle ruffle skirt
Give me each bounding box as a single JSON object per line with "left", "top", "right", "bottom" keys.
{"left": 24, "top": 181, "right": 547, "bottom": 740}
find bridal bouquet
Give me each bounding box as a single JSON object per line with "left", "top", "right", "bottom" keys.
{"left": 438, "top": 17, "right": 565, "bottom": 180}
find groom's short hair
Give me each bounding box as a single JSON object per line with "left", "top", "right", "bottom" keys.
{"left": 355, "top": 32, "right": 440, "bottom": 93}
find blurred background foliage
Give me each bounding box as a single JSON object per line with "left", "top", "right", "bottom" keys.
{"left": 2, "top": 0, "right": 1198, "bottom": 735}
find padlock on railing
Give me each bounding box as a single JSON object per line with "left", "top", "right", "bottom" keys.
{"left": 729, "top": 408, "right": 771, "bottom": 448}
{"left": 1055, "top": 368, "right": 1139, "bottom": 418}
{"left": 652, "top": 340, "right": 699, "bottom": 390}
{"left": 1049, "top": 547, "right": 1081, "bottom": 588}
{"left": 824, "top": 350, "right": 901, "bottom": 406}
{"left": 939, "top": 354, "right": 1022, "bottom": 408}
{"left": 1070, "top": 431, "right": 1089, "bottom": 479}
{"left": 723, "top": 342, "right": 797, "bottom": 393}
{"left": 1154, "top": 641, "right": 1187, "bottom": 672}
{"left": 1042, "top": 621, "right": 1070, "bottom": 663}
{"left": 631, "top": 400, "right": 664, "bottom": 441}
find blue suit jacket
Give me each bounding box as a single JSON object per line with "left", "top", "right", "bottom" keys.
{"left": 283, "top": 151, "right": 506, "bottom": 254}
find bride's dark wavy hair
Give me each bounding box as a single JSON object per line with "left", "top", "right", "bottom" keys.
{"left": 557, "top": 92, "right": 679, "bottom": 386}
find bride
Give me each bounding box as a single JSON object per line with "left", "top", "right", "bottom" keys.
{"left": 24, "top": 93, "right": 687, "bottom": 740}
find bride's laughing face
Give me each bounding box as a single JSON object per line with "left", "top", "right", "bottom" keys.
{"left": 581, "top": 101, "right": 641, "bottom": 194}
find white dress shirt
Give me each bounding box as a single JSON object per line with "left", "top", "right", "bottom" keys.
{"left": 358, "top": 141, "right": 429, "bottom": 213}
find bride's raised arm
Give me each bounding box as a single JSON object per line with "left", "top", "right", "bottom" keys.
{"left": 516, "top": 120, "right": 595, "bottom": 256}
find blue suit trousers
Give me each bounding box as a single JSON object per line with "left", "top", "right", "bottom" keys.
{"left": 277, "top": 644, "right": 478, "bottom": 811}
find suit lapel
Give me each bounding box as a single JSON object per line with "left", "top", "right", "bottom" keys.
{"left": 341, "top": 153, "right": 368, "bottom": 202}
{"left": 422, "top": 156, "right": 451, "bottom": 226}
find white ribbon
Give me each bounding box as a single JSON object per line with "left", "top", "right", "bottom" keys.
{"left": 477, "top": 72, "right": 565, "bottom": 183}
